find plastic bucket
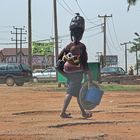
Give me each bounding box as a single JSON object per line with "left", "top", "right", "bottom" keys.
{"left": 85, "top": 87, "right": 104, "bottom": 105}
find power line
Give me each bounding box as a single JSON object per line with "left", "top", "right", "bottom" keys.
{"left": 0, "top": 38, "right": 10, "bottom": 41}
{"left": 111, "top": 17, "right": 122, "bottom": 50}
{"left": 0, "top": 30, "right": 10, "bottom": 33}
{"left": 75, "top": 0, "right": 98, "bottom": 25}
{"left": 59, "top": 24, "right": 102, "bottom": 39}
{"left": 106, "top": 20, "right": 120, "bottom": 52}
{"left": 75, "top": 0, "right": 89, "bottom": 21}
{"left": 0, "top": 26, "right": 13, "bottom": 28}
{"left": 0, "top": 42, "right": 27, "bottom": 45}
{"left": 84, "top": 31, "right": 102, "bottom": 39}
{"left": 57, "top": 0, "right": 74, "bottom": 16}
{"left": 0, "top": 23, "right": 103, "bottom": 45}
{"left": 106, "top": 41, "right": 113, "bottom": 55}
{"left": 33, "top": 38, "right": 51, "bottom": 42}
{"left": 85, "top": 24, "right": 103, "bottom": 32}
{"left": 98, "top": 14, "right": 112, "bottom": 67}
{"left": 62, "top": 0, "right": 75, "bottom": 15}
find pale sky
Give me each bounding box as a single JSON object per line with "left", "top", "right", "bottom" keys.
{"left": 0, "top": 0, "right": 140, "bottom": 69}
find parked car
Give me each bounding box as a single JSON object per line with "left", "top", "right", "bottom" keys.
{"left": 100, "top": 66, "right": 126, "bottom": 83}
{"left": 32, "top": 67, "right": 56, "bottom": 82}
{"left": 33, "top": 69, "right": 44, "bottom": 73}
{"left": 0, "top": 63, "right": 32, "bottom": 86}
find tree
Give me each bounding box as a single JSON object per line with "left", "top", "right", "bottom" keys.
{"left": 129, "top": 38, "right": 140, "bottom": 52}
{"left": 129, "top": 38, "right": 140, "bottom": 73}
{"left": 127, "top": 0, "right": 138, "bottom": 11}
{"left": 32, "top": 42, "right": 54, "bottom": 56}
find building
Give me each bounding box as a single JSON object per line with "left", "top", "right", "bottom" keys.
{"left": 0, "top": 48, "right": 54, "bottom": 69}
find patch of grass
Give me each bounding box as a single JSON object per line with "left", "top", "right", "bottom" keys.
{"left": 101, "top": 84, "right": 140, "bottom": 91}
{"left": 26, "top": 82, "right": 140, "bottom": 92}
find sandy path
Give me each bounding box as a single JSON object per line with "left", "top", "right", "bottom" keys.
{"left": 0, "top": 84, "right": 140, "bottom": 140}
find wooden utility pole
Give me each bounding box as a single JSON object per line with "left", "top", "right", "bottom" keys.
{"left": 19, "top": 27, "right": 26, "bottom": 63}
{"left": 120, "top": 41, "right": 131, "bottom": 73}
{"left": 11, "top": 27, "right": 26, "bottom": 63}
{"left": 53, "top": 0, "right": 59, "bottom": 65}
{"left": 136, "top": 45, "right": 138, "bottom": 75}
{"left": 98, "top": 14, "right": 112, "bottom": 67}
{"left": 11, "top": 27, "right": 18, "bottom": 62}
{"left": 134, "top": 32, "right": 140, "bottom": 75}
{"left": 28, "top": 0, "right": 32, "bottom": 68}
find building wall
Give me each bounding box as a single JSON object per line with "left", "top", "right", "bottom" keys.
{"left": 0, "top": 54, "right": 54, "bottom": 69}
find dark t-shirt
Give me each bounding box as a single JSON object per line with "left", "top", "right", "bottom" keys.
{"left": 58, "top": 42, "right": 89, "bottom": 71}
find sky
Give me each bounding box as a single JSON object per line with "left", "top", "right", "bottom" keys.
{"left": 0, "top": 0, "right": 140, "bottom": 70}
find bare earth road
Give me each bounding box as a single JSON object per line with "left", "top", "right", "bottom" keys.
{"left": 0, "top": 83, "right": 140, "bottom": 140}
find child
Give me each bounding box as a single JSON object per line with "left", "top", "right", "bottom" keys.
{"left": 58, "top": 13, "right": 93, "bottom": 118}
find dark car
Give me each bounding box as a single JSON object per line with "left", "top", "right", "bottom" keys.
{"left": 101, "top": 66, "right": 126, "bottom": 76}
{"left": 0, "top": 63, "right": 32, "bottom": 86}
{"left": 100, "top": 66, "right": 126, "bottom": 83}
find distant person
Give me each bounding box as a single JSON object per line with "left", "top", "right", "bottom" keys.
{"left": 57, "top": 13, "right": 93, "bottom": 118}
{"left": 129, "top": 66, "right": 134, "bottom": 75}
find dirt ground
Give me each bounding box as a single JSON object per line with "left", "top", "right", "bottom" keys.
{"left": 0, "top": 83, "right": 140, "bottom": 140}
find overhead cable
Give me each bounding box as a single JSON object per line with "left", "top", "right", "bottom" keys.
{"left": 106, "top": 20, "right": 121, "bottom": 51}
{"left": 111, "top": 17, "right": 122, "bottom": 50}
{"left": 62, "top": 0, "right": 75, "bottom": 15}
{"left": 57, "top": 0, "right": 74, "bottom": 16}
{"left": 75, "top": 0, "right": 97, "bottom": 25}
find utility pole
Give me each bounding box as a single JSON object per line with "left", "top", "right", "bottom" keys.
{"left": 53, "top": 0, "right": 59, "bottom": 65}
{"left": 11, "top": 26, "right": 26, "bottom": 63}
{"left": 11, "top": 27, "right": 18, "bottom": 62}
{"left": 120, "top": 41, "right": 131, "bottom": 73}
{"left": 136, "top": 44, "right": 138, "bottom": 75}
{"left": 19, "top": 27, "right": 26, "bottom": 63}
{"left": 28, "top": 0, "right": 32, "bottom": 68}
{"left": 134, "top": 32, "right": 140, "bottom": 75}
{"left": 98, "top": 14, "right": 112, "bottom": 67}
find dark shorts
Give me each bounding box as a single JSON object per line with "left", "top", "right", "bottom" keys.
{"left": 65, "top": 71, "right": 83, "bottom": 97}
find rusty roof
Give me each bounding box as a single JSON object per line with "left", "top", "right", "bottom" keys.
{"left": 0, "top": 48, "right": 28, "bottom": 56}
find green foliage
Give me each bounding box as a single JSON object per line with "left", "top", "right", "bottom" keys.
{"left": 129, "top": 38, "right": 140, "bottom": 53}
{"left": 127, "top": 0, "right": 137, "bottom": 5}
{"left": 129, "top": 37, "right": 140, "bottom": 70}
{"left": 127, "top": 0, "right": 138, "bottom": 11}
{"left": 32, "top": 42, "right": 54, "bottom": 56}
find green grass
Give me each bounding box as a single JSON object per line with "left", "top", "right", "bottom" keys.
{"left": 101, "top": 84, "right": 140, "bottom": 92}
{"left": 27, "top": 82, "right": 140, "bottom": 92}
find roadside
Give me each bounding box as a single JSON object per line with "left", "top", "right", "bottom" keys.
{"left": 0, "top": 83, "right": 140, "bottom": 140}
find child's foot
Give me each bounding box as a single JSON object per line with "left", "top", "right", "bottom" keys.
{"left": 60, "top": 113, "right": 72, "bottom": 118}
{"left": 82, "top": 111, "right": 92, "bottom": 118}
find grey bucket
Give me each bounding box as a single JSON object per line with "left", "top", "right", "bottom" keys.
{"left": 85, "top": 87, "right": 104, "bottom": 105}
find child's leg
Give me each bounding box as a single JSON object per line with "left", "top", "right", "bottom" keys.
{"left": 60, "top": 94, "right": 72, "bottom": 118}
{"left": 77, "top": 97, "right": 92, "bottom": 118}
{"left": 77, "top": 96, "right": 85, "bottom": 114}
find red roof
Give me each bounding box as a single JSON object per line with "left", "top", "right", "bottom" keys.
{"left": 0, "top": 48, "right": 28, "bottom": 56}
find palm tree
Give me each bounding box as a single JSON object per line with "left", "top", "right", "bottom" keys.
{"left": 127, "top": 0, "right": 138, "bottom": 11}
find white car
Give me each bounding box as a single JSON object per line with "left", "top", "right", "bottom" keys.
{"left": 33, "top": 67, "right": 56, "bottom": 82}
